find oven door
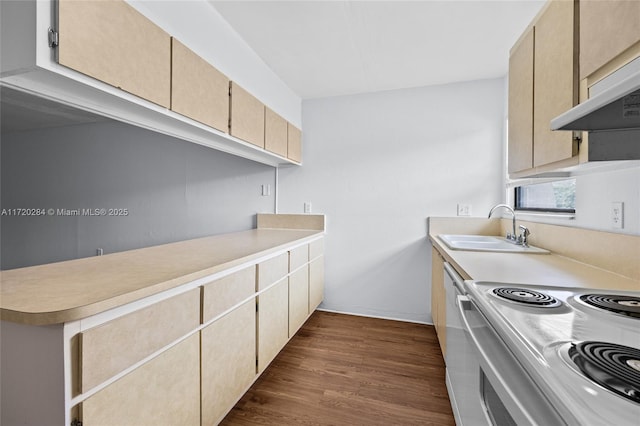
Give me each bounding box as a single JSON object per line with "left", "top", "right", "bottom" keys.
{"left": 443, "top": 263, "right": 490, "bottom": 425}
{"left": 457, "top": 295, "right": 566, "bottom": 426}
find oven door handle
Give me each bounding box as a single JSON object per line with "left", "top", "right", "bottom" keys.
{"left": 444, "top": 262, "right": 466, "bottom": 294}
{"left": 456, "top": 295, "right": 500, "bottom": 370}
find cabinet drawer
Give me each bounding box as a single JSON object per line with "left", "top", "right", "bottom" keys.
{"left": 257, "top": 253, "right": 288, "bottom": 291}
{"left": 309, "top": 238, "right": 324, "bottom": 260}
{"left": 78, "top": 288, "right": 200, "bottom": 393}
{"left": 202, "top": 266, "right": 256, "bottom": 324}
{"left": 289, "top": 245, "right": 309, "bottom": 271}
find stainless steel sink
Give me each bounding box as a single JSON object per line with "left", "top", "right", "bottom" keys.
{"left": 438, "top": 234, "right": 549, "bottom": 254}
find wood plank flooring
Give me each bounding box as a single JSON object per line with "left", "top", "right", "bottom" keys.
{"left": 220, "top": 311, "right": 455, "bottom": 425}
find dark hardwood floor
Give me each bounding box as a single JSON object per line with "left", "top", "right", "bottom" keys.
{"left": 220, "top": 311, "right": 455, "bottom": 425}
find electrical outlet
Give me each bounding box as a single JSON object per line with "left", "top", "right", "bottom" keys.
{"left": 611, "top": 201, "right": 624, "bottom": 229}
{"left": 457, "top": 204, "right": 472, "bottom": 216}
{"left": 304, "top": 202, "right": 312, "bottom": 213}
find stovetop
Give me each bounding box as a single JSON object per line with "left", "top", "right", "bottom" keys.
{"left": 465, "top": 281, "right": 640, "bottom": 425}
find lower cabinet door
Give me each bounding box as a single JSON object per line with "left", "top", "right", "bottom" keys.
{"left": 431, "top": 247, "right": 446, "bottom": 356}
{"left": 201, "top": 299, "right": 257, "bottom": 425}
{"left": 257, "top": 278, "right": 289, "bottom": 373}
{"left": 288, "top": 265, "right": 309, "bottom": 337}
{"left": 80, "top": 333, "right": 200, "bottom": 426}
{"left": 309, "top": 257, "right": 324, "bottom": 312}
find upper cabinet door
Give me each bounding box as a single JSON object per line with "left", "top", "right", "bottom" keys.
{"left": 230, "top": 82, "right": 265, "bottom": 148}
{"left": 287, "top": 123, "right": 302, "bottom": 163}
{"left": 508, "top": 28, "right": 534, "bottom": 174}
{"left": 265, "top": 107, "right": 288, "bottom": 157}
{"left": 58, "top": 0, "right": 171, "bottom": 108}
{"left": 507, "top": 0, "right": 578, "bottom": 175}
{"left": 533, "top": 0, "right": 577, "bottom": 167}
{"left": 171, "top": 38, "right": 229, "bottom": 132}
{"left": 580, "top": 0, "right": 640, "bottom": 80}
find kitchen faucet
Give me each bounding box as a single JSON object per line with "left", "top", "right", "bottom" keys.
{"left": 488, "top": 203, "right": 517, "bottom": 243}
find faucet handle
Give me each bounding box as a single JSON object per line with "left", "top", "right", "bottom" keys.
{"left": 518, "top": 225, "right": 530, "bottom": 247}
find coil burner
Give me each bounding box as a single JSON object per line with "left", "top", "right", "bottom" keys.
{"left": 569, "top": 341, "right": 640, "bottom": 404}
{"left": 492, "top": 287, "right": 561, "bottom": 307}
{"left": 579, "top": 294, "right": 640, "bottom": 318}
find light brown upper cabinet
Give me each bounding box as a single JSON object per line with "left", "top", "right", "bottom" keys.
{"left": 532, "top": 0, "right": 578, "bottom": 168}
{"left": 507, "top": 0, "right": 578, "bottom": 175}
{"left": 265, "top": 107, "right": 288, "bottom": 157}
{"left": 580, "top": 0, "right": 640, "bottom": 82}
{"left": 171, "top": 38, "right": 229, "bottom": 132}
{"left": 287, "top": 123, "right": 302, "bottom": 163}
{"left": 230, "top": 82, "right": 265, "bottom": 148}
{"left": 508, "top": 28, "right": 534, "bottom": 174}
{"left": 58, "top": 0, "right": 171, "bottom": 108}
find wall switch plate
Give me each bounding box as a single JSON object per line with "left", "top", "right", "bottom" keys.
{"left": 611, "top": 201, "right": 624, "bottom": 229}
{"left": 304, "top": 202, "right": 312, "bottom": 213}
{"left": 457, "top": 204, "right": 472, "bottom": 216}
{"left": 261, "top": 184, "right": 271, "bottom": 196}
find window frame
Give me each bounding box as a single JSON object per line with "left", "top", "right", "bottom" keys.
{"left": 513, "top": 179, "right": 576, "bottom": 214}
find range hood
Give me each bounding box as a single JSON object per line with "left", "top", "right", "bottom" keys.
{"left": 550, "top": 59, "right": 640, "bottom": 162}
{"left": 551, "top": 70, "right": 640, "bottom": 131}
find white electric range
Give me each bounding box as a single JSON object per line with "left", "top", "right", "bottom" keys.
{"left": 456, "top": 281, "right": 640, "bottom": 425}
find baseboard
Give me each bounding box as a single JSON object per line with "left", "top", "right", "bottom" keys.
{"left": 316, "top": 307, "right": 431, "bottom": 325}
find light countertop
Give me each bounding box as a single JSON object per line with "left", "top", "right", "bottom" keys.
{"left": 428, "top": 220, "right": 640, "bottom": 292}
{"left": 1, "top": 228, "right": 323, "bottom": 325}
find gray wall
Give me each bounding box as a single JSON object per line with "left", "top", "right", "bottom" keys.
{"left": 1, "top": 121, "right": 275, "bottom": 269}
{"left": 279, "top": 78, "right": 506, "bottom": 323}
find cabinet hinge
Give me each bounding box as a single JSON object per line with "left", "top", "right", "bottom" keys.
{"left": 71, "top": 419, "right": 83, "bottom": 426}
{"left": 48, "top": 28, "right": 59, "bottom": 48}
{"left": 573, "top": 133, "right": 582, "bottom": 145}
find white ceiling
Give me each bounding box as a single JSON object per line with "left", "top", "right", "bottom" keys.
{"left": 210, "top": 0, "right": 545, "bottom": 99}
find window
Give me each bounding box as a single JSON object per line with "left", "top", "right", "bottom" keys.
{"left": 514, "top": 179, "right": 575, "bottom": 213}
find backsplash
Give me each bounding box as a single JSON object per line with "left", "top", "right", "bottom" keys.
{"left": 500, "top": 219, "right": 640, "bottom": 282}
